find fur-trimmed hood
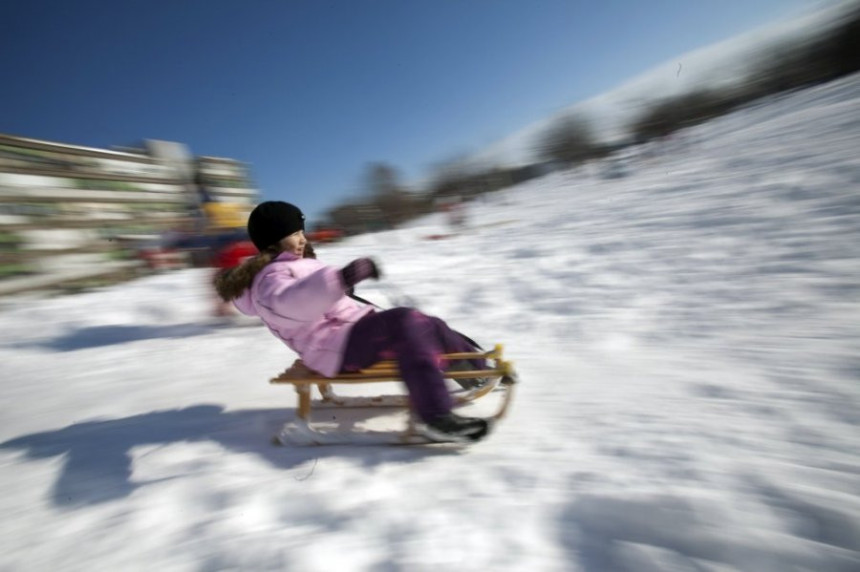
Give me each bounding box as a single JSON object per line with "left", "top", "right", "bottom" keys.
{"left": 213, "top": 250, "right": 275, "bottom": 303}
{"left": 213, "top": 242, "right": 317, "bottom": 303}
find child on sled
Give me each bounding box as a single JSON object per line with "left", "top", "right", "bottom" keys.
{"left": 214, "top": 201, "right": 489, "bottom": 442}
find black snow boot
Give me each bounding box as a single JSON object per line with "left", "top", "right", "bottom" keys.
{"left": 420, "top": 413, "right": 490, "bottom": 442}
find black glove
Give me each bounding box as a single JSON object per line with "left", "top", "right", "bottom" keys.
{"left": 340, "top": 258, "right": 381, "bottom": 288}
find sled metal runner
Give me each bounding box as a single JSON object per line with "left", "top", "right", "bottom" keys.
{"left": 270, "top": 344, "right": 517, "bottom": 445}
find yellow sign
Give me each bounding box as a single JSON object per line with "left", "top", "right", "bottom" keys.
{"left": 203, "top": 202, "right": 247, "bottom": 229}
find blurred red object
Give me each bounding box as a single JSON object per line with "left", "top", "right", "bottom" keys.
{"left": 140, "top": 247, "right": 187, "bottom": 270}
{"left": 307, "top": 228, "right": 343, "bottom": 243}
{"left": 215, "top": 240, "right": 258, "bottom": 270}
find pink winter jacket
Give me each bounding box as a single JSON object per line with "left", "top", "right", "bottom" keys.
{"left": 233, "top": 252, "right": 374, "bottom": 377}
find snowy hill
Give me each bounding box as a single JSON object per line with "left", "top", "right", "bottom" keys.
{"left": 1, "top": 74, "right": 859, "bottom": 571}
{"left": 470, "top": 2, "right": 856, "bottom": 167}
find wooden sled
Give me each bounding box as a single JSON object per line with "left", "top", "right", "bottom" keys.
{"left": 270, "top": 344, "right": 517, "bottom": 445}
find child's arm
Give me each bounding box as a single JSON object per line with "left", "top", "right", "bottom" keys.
{"left": 258, "top": 264, "right": 346, "bottom": 322}
{"left": 257, "top": 258, "right": 379, "bottom": 322}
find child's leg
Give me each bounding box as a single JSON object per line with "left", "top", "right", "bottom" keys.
{"left": 340, "top": 308, "right": 453, "bottom": 423}
{"left": 427, "top": 316, "right": 487, "bottom": 370}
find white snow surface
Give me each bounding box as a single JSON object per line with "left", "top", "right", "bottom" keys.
{"left": 2, "top": 75, "right": 860, "bottom": 571}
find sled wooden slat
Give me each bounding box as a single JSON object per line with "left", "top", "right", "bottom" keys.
{"left": 272, "top": 367, "right": 506, "bottom": 384}
{"left": 270, "top": 346, "right": 508, "bottom": 384}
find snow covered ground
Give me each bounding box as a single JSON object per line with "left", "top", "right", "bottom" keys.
{"left": 2, "top": 74, "right": 859, "bottom": 571}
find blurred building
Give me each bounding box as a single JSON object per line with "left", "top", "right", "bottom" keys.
{"left": 0, "top": 133, "right": 258, "bottom": 296}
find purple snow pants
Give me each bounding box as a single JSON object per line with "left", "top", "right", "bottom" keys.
{"left": 339, "top": 308, "right": 477, "bottom": 423}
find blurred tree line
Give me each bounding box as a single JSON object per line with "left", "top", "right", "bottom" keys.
{"left": 318, "top": 4, "right": 859, "bottom": 235}
{"left": 323, "top": 161, "right": 521, "bottom": 235}
{"left": 630, "top": 4, "right": 859, "bottom": 142}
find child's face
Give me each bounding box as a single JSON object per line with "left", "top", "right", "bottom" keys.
{"left": 280, "top": 230, "right": 307, "bottom": 257}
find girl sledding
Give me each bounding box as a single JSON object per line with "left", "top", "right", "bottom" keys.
{"left": 214, "top": 201, "right": 516, "bottom": 445}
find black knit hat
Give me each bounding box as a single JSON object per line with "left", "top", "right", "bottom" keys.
{"left": 247, "top": 201, "right": 305, "bottom": 251}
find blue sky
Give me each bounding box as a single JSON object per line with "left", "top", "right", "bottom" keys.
{"left": 1, "top": 0, "right": 825, "bottom": 222}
